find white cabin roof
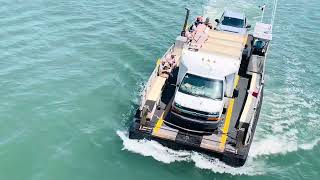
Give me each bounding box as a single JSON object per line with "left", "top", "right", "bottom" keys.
{"left": 181, "top": 27, "right": 247, "bottom": 80}
{"left": 200, "top": 30, "right": 247, "bottom": 59}
{"left": 181, "top": 50, "right": 240, "bottom": 80}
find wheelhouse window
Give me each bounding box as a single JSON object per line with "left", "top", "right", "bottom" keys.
{"left": 179, "top": 74, "right": 223, "bottom": 100}
{"left": 221, "top": 16, "right": 244, "bottom": 28}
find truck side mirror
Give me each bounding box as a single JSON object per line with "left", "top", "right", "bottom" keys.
{"left": 246, "top": 24, "right": 251, "bottom": 28}
{"left": 215, "top": 19, "right": 220, "bottom": 24}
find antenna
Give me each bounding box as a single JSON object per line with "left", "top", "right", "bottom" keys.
{"left": 181, "top": 8, "right": 190, "bottom": 37}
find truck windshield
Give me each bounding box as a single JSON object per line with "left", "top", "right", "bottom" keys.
{"left": 179, "top": 74, "right": 223, "bottom": 100}
{"left": 221, "top": 16, "right": 244, "bottom": 28}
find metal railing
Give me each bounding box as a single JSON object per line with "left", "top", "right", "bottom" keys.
{"left": 244, "top": 84, "right": 264, "bottom": 145}
{"left": 139, "top": 44, "right": 175, "bottom": 110}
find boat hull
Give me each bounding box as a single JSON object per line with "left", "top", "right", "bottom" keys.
{"left": 128, "top": 87, "right": 263, "bottom": 167}
{"left": 129, "top": 120, "right": 247, "bottom": 166}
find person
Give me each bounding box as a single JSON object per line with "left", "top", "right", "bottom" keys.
{"left": 189, "top": 16, "right": 204, "bottom": 32}
{"left": 159, "top": 54, "right": 176, "bottom": 77}
{"left": 194, "top": 16, "right": 204, "bottom": 27}
{"left": 160, "top": 61, "right": 170, "bottom": 71}
{"left": 204, "top": 17, "right": 213, "bottom": 29}
{"left": 242, "top": 44, "right": 249, "bottom": 60}
{"left": 240, "top": 44, "right": 250, "bottom": 73}
{"left": 166, "top": 54, "right": 176, "bottom": 68}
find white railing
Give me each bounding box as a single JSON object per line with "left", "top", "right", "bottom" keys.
{"left": 139, "top": 44, "right": 175, "bottom": 110}
{"left": 261, "top": 42, "right": 271, "bottom": 84}
{"left": 244, "top": 84, "right": 264, "bottom": 145}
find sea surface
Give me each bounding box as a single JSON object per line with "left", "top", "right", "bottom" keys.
{"left": 0, "top": 0, "right": 319, "bottom": 180}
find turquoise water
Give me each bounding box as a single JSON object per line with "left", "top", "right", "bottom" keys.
{"left": 0, "top": 0, "right": 319, "bottom": 179}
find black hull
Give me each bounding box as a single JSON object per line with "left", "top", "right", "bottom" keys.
{"left": 128, "top": 88, "right": 263, "bottom": 167}
{"left": 129, "top": 122, "right": 246, "bottom": 166}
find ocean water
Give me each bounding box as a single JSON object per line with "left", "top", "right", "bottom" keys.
{"left": 0, "top": 0, "right": 319, "bottom": 180}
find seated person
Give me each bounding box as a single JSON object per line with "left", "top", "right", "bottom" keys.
{"left": 166, "top": 54, "right": 176, "bottom": 68}
{"left": 159, "top": 61, "right": 171, "bottom": 77}
{"left": 159, "top": 54, "right": 176, "bottom": 77}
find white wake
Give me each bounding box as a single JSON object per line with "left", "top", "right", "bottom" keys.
{"left": 117, "top": 130, "right": 319, "bottom": 175}
{"left": 249, "top": 134, "right": 320, "bottom": 158}
{"left": 117, "top": 130, "right": 265, "bottom": 176}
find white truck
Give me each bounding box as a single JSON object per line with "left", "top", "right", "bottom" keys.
{"left": 170, "top": 44, "right": 240, "bottom": 132}
{"left": 215, "top": 10, "right": 251, "bottom": 34}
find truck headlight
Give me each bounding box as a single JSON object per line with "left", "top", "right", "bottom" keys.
{"left": 209, "top": 112, "right": 219, "bottom": 116}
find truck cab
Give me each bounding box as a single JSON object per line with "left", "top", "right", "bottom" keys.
{"left": 215, "top": 10, "right": 251, "bottom": 34}
{"left": 170, "top": 74, "right": 226, "bottom": 132}
{"left": 168, "top": 50, "right": 239, "bottom": 132}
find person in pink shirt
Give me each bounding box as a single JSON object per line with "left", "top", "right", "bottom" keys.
{"left": 159, "top": 54, "right": 176, "bottom": 77}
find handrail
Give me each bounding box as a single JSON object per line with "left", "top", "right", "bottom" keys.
{"left": 244, "top": 84, "right": 264, "bottom": 145}
{"left": 139, "top": 44, "right": 175, "bottom": 110}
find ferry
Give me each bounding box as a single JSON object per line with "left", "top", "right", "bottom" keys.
{"left": 129, "top": 8, "right": 272, "bottom": 167}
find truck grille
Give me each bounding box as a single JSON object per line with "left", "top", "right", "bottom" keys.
{"left": 174, "top": 106, "right": 212, "bottom": 120}
{"left": 178, "top": 106, "right": 210, "bottom": 116}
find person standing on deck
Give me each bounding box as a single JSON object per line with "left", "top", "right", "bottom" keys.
{"left": 242, "top": 44, "right": 249, "bottom": 60}
{"left": 189, "top": 16, "right": 204, "bottom": 32}
{"left": 240, "top": 44, "right": 250, "bottom": 72}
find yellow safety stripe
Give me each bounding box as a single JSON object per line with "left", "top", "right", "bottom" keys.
{"left": 153, "top": 112, "right": 164, "bottom": 133}
{"left": 156, "top": 58, "right": 161, "bottom": 66}
{"left": 219, "top": 99, "right": 235, "bottom": 151}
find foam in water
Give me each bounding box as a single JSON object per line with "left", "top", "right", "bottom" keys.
{"left": 117, "top": 130, "right": 265, "bottom": 175}
{"left": 117, "top": 130, "right": 189, "bottom": 163}
{"left": 117, "top": 129, "right": 320, "bottom": 175}
{"left": 249, "top": 132, "right": 320, "bottom": 158}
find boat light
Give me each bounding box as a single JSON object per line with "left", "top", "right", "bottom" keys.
{"left": 252, "top": 92, "right": 258, "bottom": 97}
